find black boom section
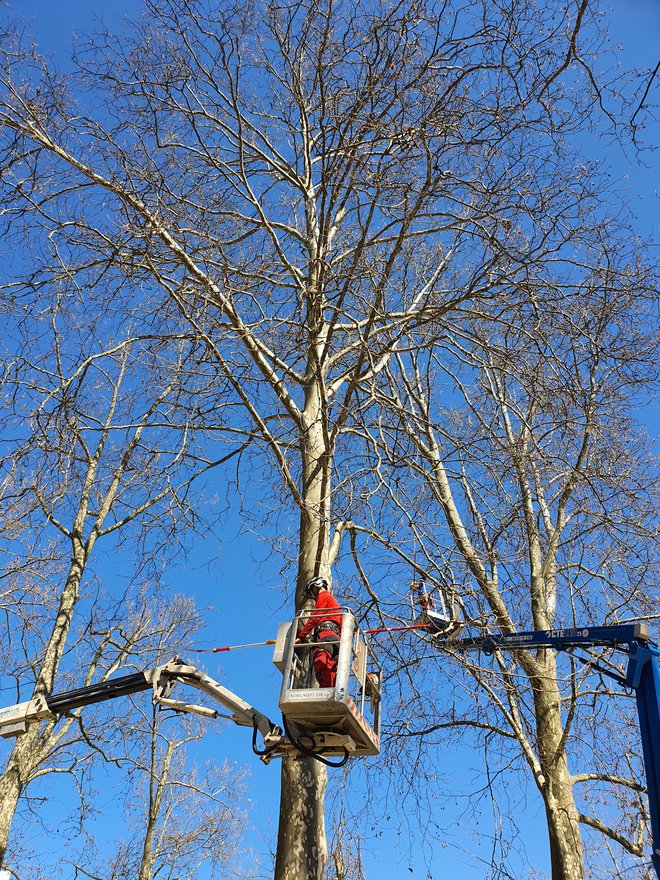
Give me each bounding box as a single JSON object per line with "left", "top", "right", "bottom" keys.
{"left": 46, "top": 672, "right": 151, "bottom": 715}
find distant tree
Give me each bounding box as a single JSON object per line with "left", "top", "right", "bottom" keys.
{"left": 96, "top": 724, "right": 250, "bottom": 880}
{"left": 70, "top": 610, "right": 253, "bottom": 880}
{"left": 324, "top": 807, "right": 367, "bottom": 880}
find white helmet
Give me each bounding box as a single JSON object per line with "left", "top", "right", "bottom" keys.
{"left": 305, "top": 576, "right": 329, "bottom": 596}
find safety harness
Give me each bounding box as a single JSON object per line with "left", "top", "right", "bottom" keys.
{"left": 314, "top": 620, "right": 341, "bottom": 656}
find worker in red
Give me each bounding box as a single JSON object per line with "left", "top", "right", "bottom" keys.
{"left": 296, "top": 576, "right": 342, "bottom": 688}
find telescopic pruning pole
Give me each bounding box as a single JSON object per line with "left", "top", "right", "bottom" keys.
{"left": 212, "top": 640, "right": 276, "bottom": 653}
{"left": 209, "top": 624, "right": 429, "bottom": 653}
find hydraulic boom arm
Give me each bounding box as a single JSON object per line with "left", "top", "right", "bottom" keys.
{"left": 0, "top": 658, "right": 285, "bottom": 761}
{"left": 445, "top": 621, "right": 651, "bottom": 654}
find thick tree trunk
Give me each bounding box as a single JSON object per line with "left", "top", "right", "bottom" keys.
{"left": 274, "top": 374, "right": 332, "bottom": 880}
{"left": 0, "top": 729, "right": 47, "bottom": 861}
{"left": 533, "top": 654, "right": 584, "bottom": 880}
{"left": 275, "top": 758, "right": 328, "bottom": 880}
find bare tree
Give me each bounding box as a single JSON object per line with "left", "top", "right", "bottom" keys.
{"left": 64, "top": 606, "right": 254, "bottom": 880}
{"left": 1, "top": 588, "right": 251, "bottom": 880}
{"left": 347, "top": 248, "right": 658, "bottom": 878}
{"left": 0, "top": 1, "right": 653, "bottom": 877}
{"left": 96, "top": 723, "right": 250, "bottom": 880}
{"left": 0, "top": 287, "right": 246, "bottom": 862}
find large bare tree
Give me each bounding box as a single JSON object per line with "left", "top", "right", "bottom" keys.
{"left": 346, "top": 245, "right": 658, "bottom": 878}
{"left": 0, "top": 1, "right": 653, "bottom": 877}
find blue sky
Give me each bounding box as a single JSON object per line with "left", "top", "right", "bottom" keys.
{"left": 1, "top": 1, "right": 658, "bottom": 878}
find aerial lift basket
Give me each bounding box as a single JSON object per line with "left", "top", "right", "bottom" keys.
{"left": 274, "top": 610, "right": 382, "bottom": 756}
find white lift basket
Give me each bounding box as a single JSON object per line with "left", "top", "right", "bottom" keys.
{"left": 274, "top": 609, "right": 382, "bottom": 757}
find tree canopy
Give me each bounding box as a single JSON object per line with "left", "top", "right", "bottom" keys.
{"left": 0, "top": 1, "right": 657, "bottom": 878}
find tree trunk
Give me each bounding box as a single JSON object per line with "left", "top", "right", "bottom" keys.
{"left": 0, "top": 728, "right": 48, "bottom": 862}
{"left": 274, "top": 370, "right": 332, "bottom": 879}
{"left": 137, "top": 727, "right": 174, "bottom": 880}
{"left": 533, "top": 654, "right": 584, "bottom": 880}
{"left": 275, "top": 757, "right": 328, "bottom": 880}
{"left": 0, "top": 551, "right": 85, "bottom": 863}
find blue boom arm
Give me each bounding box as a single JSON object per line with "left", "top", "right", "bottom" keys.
{"left": 447, "top": 622, "right": 650, "bottom": 653}
{"left": 434, "top": 621, "right": 659, "bottom": 877}
{"left": 627, "top": 639, "right": 660, "bottom": 879}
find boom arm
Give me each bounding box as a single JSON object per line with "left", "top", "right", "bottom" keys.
{"left": 149, "top": 660, "right": 277, "bottom": 742}
{"left": 445, "top": 621, "right": 651, "bottom": 654}
{"left": 0, "top": 659, "right": 284, "bottom": 761}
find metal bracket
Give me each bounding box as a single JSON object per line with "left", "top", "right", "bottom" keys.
{"left": 0, "top": 695, "right": 54, "bottom": 739}
{"left": 257, "top": 730, "right": 358, "bottom": 764}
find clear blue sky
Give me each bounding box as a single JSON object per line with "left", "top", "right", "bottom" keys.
{"left": 2, "top": 1, "right": 658, "bottom": 877}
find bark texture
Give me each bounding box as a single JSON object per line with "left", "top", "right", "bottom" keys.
{"left": 532, "top": 657, "right": 585, "bottom": 880}
{"left": 275, "top": 758, "right": 328, "bottom": 880}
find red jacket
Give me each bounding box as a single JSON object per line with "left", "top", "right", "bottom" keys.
{"left": 297, "top": 590, "right": 342, "bottom": 641}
